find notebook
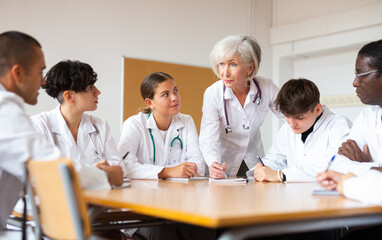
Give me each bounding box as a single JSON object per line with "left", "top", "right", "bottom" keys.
{"left": 165, "top": 177, "right": 209, "bottom": 182}
{"left": 312, "top": 188, "right": 340, "bottom": 196}
{"left": 209, "top": 178, "right": 248, "bottom": 184}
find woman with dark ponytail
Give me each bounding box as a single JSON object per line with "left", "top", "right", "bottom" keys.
{"left": 118, "top": 72, "right": 205, "bottom": 179}
{"left": 118, "top": 72, "right": 214, "bottom": 240}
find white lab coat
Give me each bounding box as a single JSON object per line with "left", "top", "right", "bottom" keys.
{"left": 343, "top": 170, "right": 382, "bottom": 206}
{"left": 248, "top": 106, "right": 352, "bottom": 182}
{"left": 199, "top": 77, "right": 283, "bottom": 175}
{"left": 31, "top": 105, "right": 121, "bottom": 170}
{"left": 331, "top": 106, "right": 382, "bottom": 176}
{"left": 0, "top": 83, "right": 61, "bottom": 229}
{"left": 30, "top": 105, "right": 116, "bottom": 190}
{"left": 118, "top": 112, "right": 205, "bottom": 179}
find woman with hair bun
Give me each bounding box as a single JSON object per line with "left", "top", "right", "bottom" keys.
{"left": 118, "top": 71, "right": 213, "bottom": 240}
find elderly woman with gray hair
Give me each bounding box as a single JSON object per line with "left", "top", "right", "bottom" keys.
{"left": 200, "top": 35, "right": 283, "bottom": 179}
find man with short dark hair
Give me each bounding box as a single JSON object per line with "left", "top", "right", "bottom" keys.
{"left": 319, "top": 39, "right": 382, "bottom": 199}
{"left": 0, "top": 31, "right": 62, "bottom": 229}
{"left": 250, "top": 78, "right": 351, "bottom": 182}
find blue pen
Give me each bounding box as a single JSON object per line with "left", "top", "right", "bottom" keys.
{"left": 325, "top": 155, "right": 336, "bottom": 172}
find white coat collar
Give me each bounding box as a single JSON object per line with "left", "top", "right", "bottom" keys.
{"left": 146, "top": 113, "right": 184, "bottom": 130}
{"left": 51, "top": 105, "right": 97, "bottom": 135}
{"left": 0, "top": 82, "right": 25, "bottom": 108}
{"left": 222, "top": 79, "right": 258, "bottom": 103}
{"left": 311, "top": 105, "right": 331, "bottom": 133}
{"left": 0, "top": 82, "right": 5, "bottom": 92}
{"left": 377, "top": 106, "right": 382, "bottom": 116}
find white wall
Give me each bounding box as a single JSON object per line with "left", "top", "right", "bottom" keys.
{"left": 293, "top": 49, "right": 365, "bottom": 122}
{"left": 270, "top": 0, "right": 382, "bottom": 138}
{"left": 5, "top": 0, "right": 379, "bottom": 153}
{"left": 0, "top": 0, "right": 274, "bottom": 145}
{"left": 273, "top": 0, "right": 382, "bottom": 26}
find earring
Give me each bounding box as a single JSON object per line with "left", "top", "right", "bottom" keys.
{"left": 245, "top": 76, "right": 251, "bottom": 88}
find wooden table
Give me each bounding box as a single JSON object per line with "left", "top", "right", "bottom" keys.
{"left": 84, "top": 179, "right": 382, "bottom": 239}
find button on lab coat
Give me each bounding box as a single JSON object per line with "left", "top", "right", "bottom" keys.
{"left": 118, "top": 112, "right": 205, "bottom": 179}
{"left": 249, "top": 106, "right": 352, "bottom": 182}
{"left": 199, "top": 77, "right": 282, "bottom": 176}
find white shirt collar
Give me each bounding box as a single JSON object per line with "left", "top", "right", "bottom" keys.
{"left": 146, "top": 113, "right": 184, "bottom": 130}
{"left": 51, "top": 105, "right": 97, "bottom": 134}
{"left": 222, "top": 78, "right": 258, "bottom": 101}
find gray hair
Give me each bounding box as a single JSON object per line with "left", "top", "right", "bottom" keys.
{"left": 209, "top": 35, "right": 261, "bottom": 79}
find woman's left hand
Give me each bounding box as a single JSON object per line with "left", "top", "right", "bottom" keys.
{"left": 94, "top": 159, "right": 110, "bottom": 168}
{"left": 158, "top": 162, "right": 198, "bottom": 178}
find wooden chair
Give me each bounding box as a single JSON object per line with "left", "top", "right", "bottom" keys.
{"left": 25, "top": 158, "right": 171, "bottom": 240}
{"left": 25, "top": 158, "right": 93, "bottom": 240}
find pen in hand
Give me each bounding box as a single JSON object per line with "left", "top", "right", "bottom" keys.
{"left": 257, "top": 156, "right": 265, "bottom": 166}
{"left": 118, "top": 151, "right": 130, "bottom": 166}
{"left": 219, "top": 162, "right": 228, "bottom": 179}
{"left": 325, "top": 155, "right": 336, "bottom": 172}
{"left": 222, "top": 169, "right": 228, "bottom": 179}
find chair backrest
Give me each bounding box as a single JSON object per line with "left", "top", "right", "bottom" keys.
{"left": 0, "top": 170, "right": 23, "bottom": 229}
{"left": 26, "top": 158, "right": 91, "bottom": 239}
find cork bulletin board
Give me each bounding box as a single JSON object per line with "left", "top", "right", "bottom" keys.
{"left": 122, "top": 57, "right": 219, "bottom": 132}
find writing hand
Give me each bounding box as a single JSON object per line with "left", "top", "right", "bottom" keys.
{"left": 94, "top": 159, "right": 110, "bottom": 168}
{"left": 98, "top": 165, "right": 123, "bottom": 186}
{"left": 317, "top": 170, "right": 355, "bottom": 195}
{"left": 209, "top": 162, "right": 227, "bottom": 179}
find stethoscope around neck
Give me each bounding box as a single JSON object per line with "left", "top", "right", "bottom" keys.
{"left": 88, "top": 124, "right": 104, "bottom": 161}
{"left": 148, "top": 113, "right": 183, "bottom": 164}
{"left": 224, "top": 77, "right": 262, "bottom": 134}
{"left": 53, "top": 122, "right": 104, "bottom": 162}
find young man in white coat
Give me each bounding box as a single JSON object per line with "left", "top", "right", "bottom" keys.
{"left": 0, "top": 31, "right": 63, "bottom": 230}
{"left": 251, "top": 78, "right": 351, "bottom": 182}
{"left": 317, "top": 39, "right": 382, "bottom": 239}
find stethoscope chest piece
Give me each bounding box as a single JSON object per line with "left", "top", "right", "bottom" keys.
{"left": 223, "top": 77, "right": 262, "bottom": 134}
{"left": 225, "top": 126, "right": 232, "bottom": 134}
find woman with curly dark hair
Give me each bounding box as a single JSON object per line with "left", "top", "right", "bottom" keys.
{"left": 31, "top": 60, "right": 123, "bottom": 187}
